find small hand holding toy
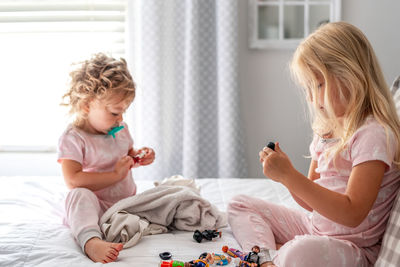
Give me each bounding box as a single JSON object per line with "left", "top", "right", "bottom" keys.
{"left": 260, "top": 141, "right": 294, "bottom": 184}
{"left": 132, "top": 147, "right": 155, "bottom": 166}
{"left": 108, "top": 125, "right": 124, "bottom": 138}
{"left": 259, "top": 141, "right": 275, "bottom": 164}
{"left": 133, "top": 150, "right": 147, "bottom": 163}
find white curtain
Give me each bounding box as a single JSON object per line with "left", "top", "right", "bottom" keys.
{"left": 126, "top": 0, "right": 247, "bottom": 180}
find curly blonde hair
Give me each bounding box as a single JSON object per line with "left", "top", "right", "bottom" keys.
{"left": 61, "top": 53, "right": 136, "bottom": 126}
{"left": 290, "top": 22, "right": 400, "bottom": 167}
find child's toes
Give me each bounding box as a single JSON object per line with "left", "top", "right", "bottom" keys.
{"left": 107, "top": 251, "right": 118, "bottom": 260}
{"left": 112, "top": 243, "right": 123, "bottom": 251}
{"left": 106, "top": 256, "right": 115, "bottom": 262}
{"left": 109, "top": 249, "right": 119, "bottom": 257}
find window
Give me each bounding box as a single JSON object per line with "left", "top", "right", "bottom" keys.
{"left": 248, "top": 0, "right": 341, "bottom": 49}
{"left": 0, "top": 0, "right": 127, "bottom": 152}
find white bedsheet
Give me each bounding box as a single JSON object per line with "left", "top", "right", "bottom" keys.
{"left": 0, "top": 176, "right": 301, "bottom": 267}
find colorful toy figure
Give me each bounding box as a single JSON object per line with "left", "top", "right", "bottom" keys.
{"left": 222, "top": 246, "right": 246, "bottom": 260}
{"left": 193, "top": 229, "right": 222, "bottom": 243}
{"left": 188, "top": 252, "right": 214, "bottom": 267}
{"left": 160, "top": 260, "right": 192, "bottom": 267}
{"left": 132, "top": 150, "right": 147, "bottom": 163}
{"left": 212, "top": 253, "right": 232, "bottom": 266}
{"left": 222, "top": 246, "right": 261, "bottom": 267}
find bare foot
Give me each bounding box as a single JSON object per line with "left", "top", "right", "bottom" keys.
{"left": 84, "top": 237, "right": 123, "bottom": 263}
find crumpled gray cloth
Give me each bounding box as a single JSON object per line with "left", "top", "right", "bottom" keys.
{"left": 101, "top": 211, "right": 168, "bottom": 248}
{"left": 99, "top": 185, "right": 227, "bottom": 248}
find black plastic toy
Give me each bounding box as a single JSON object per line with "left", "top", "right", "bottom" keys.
{"left": 193, "top": 229, "right": 222, "bottom": 243}
{"left": 159, "top": 251, "right": 172, "bottom": 260}
{"left": 266, "top": 142, "right": 275, "bottom": 151}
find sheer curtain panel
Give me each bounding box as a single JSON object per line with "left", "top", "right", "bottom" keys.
{"left": 126, "top": 0, "right": 247, "bottom": 179}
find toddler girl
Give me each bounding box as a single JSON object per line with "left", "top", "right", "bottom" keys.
{"left": 58, "top": 53, "right": 155, "bottom": 263}
{"left": 228, "top": 22, "right": 400, "bottom": 266}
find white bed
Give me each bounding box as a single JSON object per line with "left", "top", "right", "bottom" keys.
{"left": 0, "top": 176, "right": 301, "bottom": 267}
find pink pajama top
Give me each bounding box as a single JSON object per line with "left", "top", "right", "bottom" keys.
{"left": 310, "top": 117, "right": 400, "bottom": 261}
{"left": 57, "top": 122, "right": 137, "bottom": 207}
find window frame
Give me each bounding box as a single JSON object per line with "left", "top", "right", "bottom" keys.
{"left": 0, "top": 0, "right": 127, "bottom": 153}
{"left": 248, "top": 0, "right": 341, "bottom": 49}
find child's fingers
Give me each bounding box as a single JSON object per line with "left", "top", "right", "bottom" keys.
{"left": 139, "top": 158, "right": 152, "bottom": 165}
{"left": 259, "top": 151, "right": 266, "bottom": 161}
{"left": 262, "top": 146, "right": 274, "bottom": 155}
{"left": 275, "top": 142, "right": 282, "bottom": 152}
{"left": 122, "top": 156, "right": 134, "bottom": 166}
{"left": 121, "top": 155, "right": 131, "bottom": 162}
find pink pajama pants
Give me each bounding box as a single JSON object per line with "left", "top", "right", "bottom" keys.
{"left": 227, "top": 195, "right": 371, "bottom": 267}
{"left": 64, "top": 188, "right": 113, "bottom": 251}
{"left": 64, "top": 177, "right": 136, "bottom": 252}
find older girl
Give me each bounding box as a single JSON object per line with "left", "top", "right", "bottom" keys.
{"left": 228, "top": 22, "right": 400, "bottom": 266}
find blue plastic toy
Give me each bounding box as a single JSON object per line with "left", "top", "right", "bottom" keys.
{"left": 108, "top": 125, "right": 124, "bottom": 138}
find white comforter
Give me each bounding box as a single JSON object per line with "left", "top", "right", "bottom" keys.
{"left": 0, "top": 176, "right": 300, "bottom": 267}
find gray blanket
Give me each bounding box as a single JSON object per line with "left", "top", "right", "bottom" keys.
{"left": 99, "top": 185, "right": 227, "bottom": 248}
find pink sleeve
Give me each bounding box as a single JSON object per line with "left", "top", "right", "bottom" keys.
{"left": 57, "top": 131, "right": 84, "bottom": 164}
{"left": 350, "top": 124, "right": 395, "bottom": 169}
{"left": 309, "top": 134, "right": 319, "bottom": 161}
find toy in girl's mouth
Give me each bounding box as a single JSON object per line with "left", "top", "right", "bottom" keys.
{"left": 108, "top": 125, "right": 124, "bottom": 138}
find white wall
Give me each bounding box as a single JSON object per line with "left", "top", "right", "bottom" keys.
{"left": 238, "top": 0, "right": 400, "bottom": 178}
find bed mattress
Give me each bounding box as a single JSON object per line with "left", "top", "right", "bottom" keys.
{"left": 0, "top": 176, "right": 302, "bottom": 266}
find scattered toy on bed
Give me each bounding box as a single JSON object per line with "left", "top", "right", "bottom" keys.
{"left": 160, "top": 251, "right": 232, "bottom": 267}
{"left": 159, "top": 252, "right": 214, "bottom": 267}
{"left": 222, "top": 245, "right": 262, "bottom": 267}
{"left": 211, "top": 253, "right": 232, "bottom": 266}
{"left": 159, "top": 251, "right": 173, "bottom": 260}
{"left": 193, "top": 229, "right": 222, "bottom": 243}
{"left": 160, "top": 260, "right": 192, "bottom": 267}
{"left": 187, "top": 252, "right": 214, "bottom": 267}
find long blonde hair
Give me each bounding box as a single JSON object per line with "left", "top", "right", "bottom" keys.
{"left": 61, "top": 53, "right": 136, "bottom": 127}
{"left": 290, "top": 22, "right": 400, "bottom": 167}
